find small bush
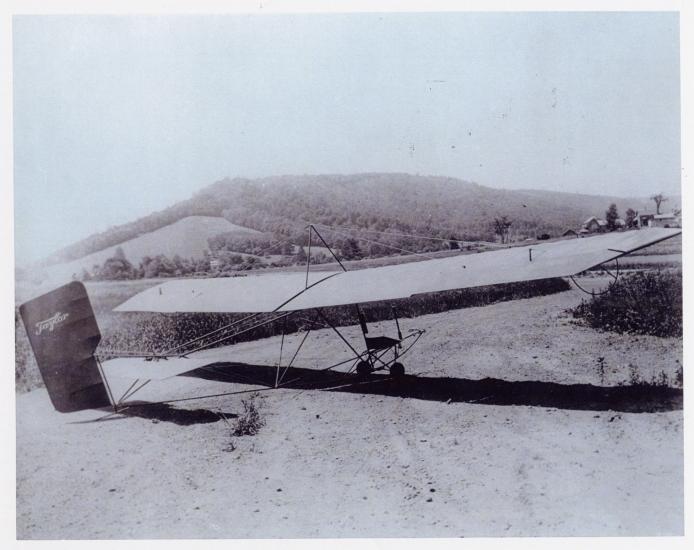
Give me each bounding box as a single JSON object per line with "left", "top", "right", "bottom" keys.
{"left": 620, "top": 364, "right": 677, "bottom": 388}
{"left": 571, "top": 270, "right": 682, "bottom": 337}
{"left": 628, "top": 363, "right": 642, "bottom": 385}
{"left": 653, "top": 370, "right": 670, "bottom": 388}
{"left": 232, "top": 393, "right": 265, "bottom": 436}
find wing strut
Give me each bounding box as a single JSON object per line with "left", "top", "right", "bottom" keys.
{"left": 305, "top": 225, "right": 312, "bottom": 288}
{"left": 305, "top": 222, "right": 370, "bottom": 348}
{"left": 307, "top": 223, "right": 348, "bottom": 272}
{"left": 275, "top": 315, "right": 289, "bottom": 388}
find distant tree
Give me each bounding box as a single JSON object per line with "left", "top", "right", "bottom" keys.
{"left": 113, "top": 246, "right": 126, "bottom": 260}
{"left": 96, "top": 252, "right": 135, "bottom": 280}
{"left": 142, "top": 255, "right": 176, "bottom": 278}
{"left": 492, "top": 216, "right": 512, "bottom": 244}
{"left": 605, "top": 203, "right": 619, "bottom": 231}
{"left": 240, "top": 256, "right": 261, "bottom": 270}
{"left": 312, "top": 251, "right": 329, "bottom": 264}
{"left": 194, "top": 255, "right": 211, "bottom": 273}
{"left": 228, "top": 254, "right": 244, "bottom": 266}
{"left": 295, "top": 246, "right": 308, "bottom": 264}
{"left": 157, "top": 255, "right": 177, "bottom": 277}
{"left": 625, "top": 208, "right": 637, "bottom": 228}
{"left": 171, "top": 254, "right": 195, "bottom": 276}
{"left": 341, "top": 238, "right": 363, "bottom": 260}
{"left": 650, "top": 193, "right": 667, "bottom": 215}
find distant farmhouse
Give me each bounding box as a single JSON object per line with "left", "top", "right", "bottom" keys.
{"left": 578, "top": 215, "right": 626, "bottom": 236}
{"left": 580, "top": 216, "right": 608, "bottom": 234}
{"left": 637, "top": 210, "right": 681, "bottom": 229}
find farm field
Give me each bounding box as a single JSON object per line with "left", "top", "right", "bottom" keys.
{"left": 15, "top": 274, "right": 683, "bottom": 538}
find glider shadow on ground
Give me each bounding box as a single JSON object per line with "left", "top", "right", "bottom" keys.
{"left": 184, "top": 362, "right": 682, "bottom": 414}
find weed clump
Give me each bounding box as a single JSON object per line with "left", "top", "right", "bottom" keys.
{"left": 219, "top": 393, "right": 265, "bottom": 452}
{"left": 232, "top": 393, "right": 265, "bottom": 436}
{"left": 621, "top": 364, "right": 677, "bottom": 389}
{"left": 571, "top": 270, "right": 681, "bottom": 337}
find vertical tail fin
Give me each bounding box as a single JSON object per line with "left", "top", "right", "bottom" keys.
{"left": 19, "top": 281, "right": 112, "bottom": 412}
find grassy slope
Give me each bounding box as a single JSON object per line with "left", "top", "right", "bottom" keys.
{"left": 41, "top": 216, "right": 261, "bottom": 283}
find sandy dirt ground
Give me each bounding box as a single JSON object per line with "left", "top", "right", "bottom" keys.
{"left": 16, "top": 278, "right": 683, "bottom": 538}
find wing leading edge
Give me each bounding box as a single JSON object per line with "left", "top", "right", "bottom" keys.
{"left": 114, "top": 228, "right": 680, "bottom": 314}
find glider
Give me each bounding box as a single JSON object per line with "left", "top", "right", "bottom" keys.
{"left": 19, "top": 225, "right": 681, "bottom": 414}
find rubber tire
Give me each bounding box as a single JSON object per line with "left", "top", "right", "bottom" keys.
{"left": 390, "top": 362, "right": 405, "bottom": 377}
{"left": 356, "top": 361, "right": 371, "bottom": 376}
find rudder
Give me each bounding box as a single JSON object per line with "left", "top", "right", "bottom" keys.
{"left": 19, "top": 281, "right": 112, "bottom": 412}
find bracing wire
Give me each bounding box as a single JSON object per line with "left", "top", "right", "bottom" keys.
{"left": 316, "top": 223, "right": 459, "bottom": 243}
{"left": 181, "top": 312, "right": 292, "bottom": 357}
{"left": 109, "top": 322, "right": 424, "bottom": 411}
{"left": 316, "top": 226, "right": 439, "bottom": 260}
{"left": 163, "top": 312, "right": 265, "bottom": 355}
{"left": 311, "top": 221, "right": 508, "bottom": 249}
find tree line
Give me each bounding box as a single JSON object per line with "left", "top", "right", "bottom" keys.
{"left": 47, "top": 173, "right": 631, "bottom": 266}
{"left": 79, "top": 238, "right": 369, "bottom": 281}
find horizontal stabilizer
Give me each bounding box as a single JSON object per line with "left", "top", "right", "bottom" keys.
{"left": 100, "top": 354, "right": 222, "bottom": 380}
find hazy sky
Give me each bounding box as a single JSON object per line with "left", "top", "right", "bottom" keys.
{"left": 13, "top": 12, "right": 680, "bottom": 264}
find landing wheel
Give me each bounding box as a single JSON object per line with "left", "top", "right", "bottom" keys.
{"left": 356, "top": 361, "right": 371, "bottom": 376}
{"left": 390, "top": 362, "right": 405, "bottom": 377}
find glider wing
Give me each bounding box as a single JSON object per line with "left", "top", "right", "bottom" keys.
{"left": 114, "top": 228, "right": 680, "bottom": 314}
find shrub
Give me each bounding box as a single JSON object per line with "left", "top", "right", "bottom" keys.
{"left": 571, "top": 270, "right": 682, "bottom": 337}
{"left": 622, "top": 365, "right": 675, "bottom": 389}
{"left": 232, "top": 393, "right": 265, "bottom": 436}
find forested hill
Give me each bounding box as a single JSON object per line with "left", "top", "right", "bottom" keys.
{"left": 44, "top": 173, "right": 649, "bottom": 265}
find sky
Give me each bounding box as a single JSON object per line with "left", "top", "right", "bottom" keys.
{"left": 13, "top": 11, "right": 681, "bottom": 264}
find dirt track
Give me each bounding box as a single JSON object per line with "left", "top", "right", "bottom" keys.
{"left": 16, "top": 278, "right": 683, "bottom": 538}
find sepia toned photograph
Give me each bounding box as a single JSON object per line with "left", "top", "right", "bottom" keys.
{"left": 10, "top": 4, "right": 685, "bottom": 541}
